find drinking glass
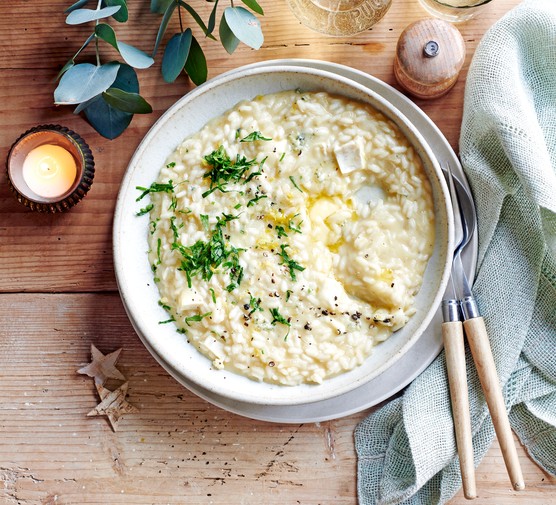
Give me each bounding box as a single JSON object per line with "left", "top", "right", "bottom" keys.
{"left": 418, "top": 0, "right": 493, "bottom": 23}
{"left": 287, "top": 0, "right": 392, "bottom": 36}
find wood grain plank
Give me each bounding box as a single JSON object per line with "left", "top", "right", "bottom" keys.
{"left": 0, "top": 293, "right": 362, "bottom": 504}
{"left": 0, "top": 293, "right": 554, "bottom": 504}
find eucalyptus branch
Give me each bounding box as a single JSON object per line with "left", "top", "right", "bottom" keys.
{"left": 53, "top": 0, "right": 264, "bottom": 139}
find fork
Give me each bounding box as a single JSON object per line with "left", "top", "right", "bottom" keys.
{"left": 441, "top": 167, "right": 476, "bottom": 499}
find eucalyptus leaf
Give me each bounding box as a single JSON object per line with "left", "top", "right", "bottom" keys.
{"left": 66, "top": 6, "right": 121, "bottom": 25}
{"left": 105, "top": 0, "right": 128, "bottom": 22}
{"left": 95, "top": 24, "right": 154, "bottom": 69}
{"left": 84, "top": 95, "right": 133, "bottom": 139}
{"left": 102, "top": 88, "right": 153, "bottom": 114}
{"left": 150, "top": 0, "right": 173, "bottom": 14}
{"left": 224, "top": 7, "right": 263, "bottom": 50}
{"left": 161, "top": 29, "right": 192, "bottom": 83}
{"left": 152, "top": 0, "right": 177, "bottom": 57}
{"left": 219, "top": 15, "right": 240, "bottom": 55}
{"left": 184, "top": 35, "right": 208, "bottom": 85}
{"left": 109, "top": 62, "right": 140, "bottom": 94}
{"left": 54, "top": 62, "right": 120, "bottom": 104}
{"left": 82, "top": 64, "right": 139, "bottom": 139}
{"left": 65, "top": 0, "right": 91, "bottom": 14}
{"left": 207, "top": 0, "right": 219, "bottom": 35}
{"left": 95, "top": 23, "right": 118, "bottom": 49}
{"left": 118, "top": 42, "right": 155, "bottom": 69}
{"left": 240, "top": 0, "right": 264, "bottom": 15}
{"left": 76, "top": 62, "right": 139, "bottom": 114}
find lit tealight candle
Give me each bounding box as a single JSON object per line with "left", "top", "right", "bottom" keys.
{"left": 6, "top": 125, "right": 95, "bottom": 213}
{"left": 22, "top": 144, "right": 77, "bottom": 199}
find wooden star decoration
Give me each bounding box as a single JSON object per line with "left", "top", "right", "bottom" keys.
{"left": 87, "top": 382, "right": 138, "bottom": 431}
{"left": 77, "top": 344, "right": 126, "bottom": 385}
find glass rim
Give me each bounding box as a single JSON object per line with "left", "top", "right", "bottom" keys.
{"left": 429, "top": 0, "right": 492, "bottom": 9}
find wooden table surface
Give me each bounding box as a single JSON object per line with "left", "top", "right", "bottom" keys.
{"left": 1, "top": 1, "right": 555, "bottom": 503}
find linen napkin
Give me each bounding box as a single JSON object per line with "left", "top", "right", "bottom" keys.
{"left": 355, "top": 0, "right": 556, "bottom": 503}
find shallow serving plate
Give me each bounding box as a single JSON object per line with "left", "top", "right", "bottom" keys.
{"left": 113, "top": 65, "right": 454, "bottom": 406}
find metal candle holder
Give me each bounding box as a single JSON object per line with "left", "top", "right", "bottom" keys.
{"left": 6, "top": 124, "right": 95, "bottom": 213}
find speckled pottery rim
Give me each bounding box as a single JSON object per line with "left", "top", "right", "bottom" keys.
{"left": 113, "top": 65, "right": 454, "bottom": 406}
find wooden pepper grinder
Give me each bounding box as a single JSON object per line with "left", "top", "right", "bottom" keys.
{"left": 394, "top": 18, "right": 466, "bottom": 100}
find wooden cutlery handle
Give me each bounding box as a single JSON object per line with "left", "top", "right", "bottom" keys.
{"left": 464, "top": 316, "right": 525, "bottom": 491}
{"left": 442, "top": 321, "right": 477, "bottom": 500}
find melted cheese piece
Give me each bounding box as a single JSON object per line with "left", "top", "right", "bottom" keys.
{"left": 334, "top": 140, "right": 365, "bottom": 174}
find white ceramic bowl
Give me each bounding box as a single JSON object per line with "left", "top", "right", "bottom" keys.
{"left": 113, "top": 65, "right": 454, "bottom": 406}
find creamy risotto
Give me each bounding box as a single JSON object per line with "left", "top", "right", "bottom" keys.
{"left": 142, "top": 90, "right": 435, "bottom": 385}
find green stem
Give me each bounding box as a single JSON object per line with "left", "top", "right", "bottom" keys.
{"left": 95, "top": 0, "right": 103, "bottom": 66}
{"left": 177, "top": 0, "right": 184, "bottom": 32}
{"left": 95, "top": 35, "right": 101, "bottom": 66}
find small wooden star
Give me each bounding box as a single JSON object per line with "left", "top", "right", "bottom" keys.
{"left": 77, "top": 344, "right": 126, "bottom": 385}
{"left": 87, "top": 382, "right": 138, "bottom": 431}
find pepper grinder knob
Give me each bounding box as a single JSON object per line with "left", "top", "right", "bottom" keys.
{"left": 394, "top": 18, "right": 466, "bottom": 100}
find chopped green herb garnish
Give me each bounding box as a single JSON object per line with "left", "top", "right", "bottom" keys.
{"left": 169, "top": 216, "right": 182, "bottom": 241}
{"left": 288, "top": 217, "right": 303, "bottom": 234}
{"left": 202, "top": 146, "right": 260, "bottom": 196}
{"left": 218, "top": 213, "right": 240, "bottom": 226}
{"left": 159, "top": 317, "right": 175, "bottom": 324}
{"left": 156, "top": 237, "right": 162, "bottom": 264}
{"left": 289, "top": 176, "right": 304, "bottom": 193}
{"left": 248, "top": 295, "right": 262, "bottom": 315}
{"left": 166, "top": 162, "right": 176, "bottom": 168}
{"left": 277, "top": 244, "right": 305, "bottom": 281}
{"left": 150, "top": 218, "right": 160, "bottom": 235}
{"left": 275, "top": 225, "right": 288, "bottom": 239}
{"left": 174, "top": 213, "right": 243, "bottom": 290}
{"left": 247, "top": 194, "right": 268, "bottom": 207}
{"left": 223, "top": 246, "right": 244, "bottom": 292}
{"left": 136, "top": 181, "right": 174, "bottom": 202}
{"left": 269, "top": 307, "right": 291, "bottom": 340}
{"left": 158, "top": 300, "right": 171, "bottom": 311}
{"left": 279, "top": 152, "right": 286, "bottom": 162}
{"left": 184, "top": 311, "right": 212, "bottom": 326}
{"left": 244, "top": 156, "right": 267, "bottom": 185}
{"left": 202, "top": 183, "right": 230, "bottom": 199}
{"left": 168, "top": 195, "right": 178, "bottom": 211}
{"left": 240, "top": 131, "right": 272, "bottom": 142}
{"left": 286, "top": 289, "right": 293, "bottom": 302}
{"left": 176, "top": 328, "right": 188, "bottom": 334}
{"left": 269, "top": 307, "right": 290, "bottom": 326}
{"left": 209, "top": 288, "right": 217, "bottom": 304}
{"left": 234, "top": 203, "right": 242, "bottom": 210}
{"left": 200, "top": 214, "right": 209, "bottom": 230}
{"left": 136, "top": 203, "right": 153, "bottom": 216}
